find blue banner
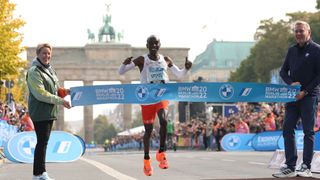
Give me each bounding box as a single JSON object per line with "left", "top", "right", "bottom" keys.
{"left": 251, "top": 131, "right": 282, "bottom": 151}
{"left": 0, "top": 120, "right": 18, "bottom": 147}
{"left": 315, "top": 132, "right": 320, "bottom": 151}
{"left": 224, "top": 105, "right": 239, "bottom": 117}
{"left": 277, "top": 130, "right": 304, "bottom": 150}
{"left": 4, "top": 131, "right": 85, "bottom": 163}
{"left": 70, "top": 82, "right": 300, "bottom": 106}
{"left": 221, "top": 133, "right": 255, "bottom": 151}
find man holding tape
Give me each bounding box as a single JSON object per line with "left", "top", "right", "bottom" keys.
{"left": 118, "top": 35, "right": 192, "bottom": 176}
{"left": 272, "top": 21, "right": 320, "bottom": 178}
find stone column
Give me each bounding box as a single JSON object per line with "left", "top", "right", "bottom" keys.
{"left": 123, "top": 104, "right": 132, "bottom": 129}
{"left": 83, "top": 80, "right": 94, "bottom": 143}
{"left": 121, "top": 80, "right": 132, "bottom": 129}
{"left": 56, "top": 79, "right": 64, "bottom": 130}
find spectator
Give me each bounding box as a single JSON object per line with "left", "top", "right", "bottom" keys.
{"left": 264, "top": 112, "right": 276, "bottom": 131}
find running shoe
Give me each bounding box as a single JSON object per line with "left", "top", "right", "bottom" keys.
{"left": 156, "top": 151, "right": 169, "bottom": 169}
{"left": 143, "top": 159, "right": 153, "bottom": 176}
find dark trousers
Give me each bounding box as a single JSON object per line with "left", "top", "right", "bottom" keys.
{"left": 33, "top": 120, "right": 54, "bottom": 175}
{"left": 283, "top": 96, "right": 318, "bottom": 169}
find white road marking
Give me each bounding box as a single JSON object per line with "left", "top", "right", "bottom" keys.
{"left": 222, "top": 159, "right": 236, "bottom": 162}
{"left": 248, "top": 161, "right": 267, "bottom": 166}
{"left": 80, "top": 157, "right": 137, "bottom": 180}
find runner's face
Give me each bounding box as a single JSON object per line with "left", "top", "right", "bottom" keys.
{"left": 147, "top": 37, "right": 160, "bottom": 55}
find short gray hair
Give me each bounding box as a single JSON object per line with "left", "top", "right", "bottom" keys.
{"left": 293, "top": 20, "right": 311, "bottom": 31}
{"left": 36, "top": 43, "right": 52, "bottom": 55}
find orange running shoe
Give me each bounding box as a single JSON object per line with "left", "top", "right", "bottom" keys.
{"left": 143, "top": 159, "right": 153, "bottom": 176}
{"left": 156, "top": 151, "right": 169, "bottom": 169}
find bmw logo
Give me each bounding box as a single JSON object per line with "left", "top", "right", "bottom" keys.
{"left": 219, "top": 84, "right": 234, "bottom": 100}
{"left": 18, "top": 136, "right": 37, "bottom": 159}
{"left": 227, "top": 136, "right": 241, "bottom": 149}
{"left": 135, "top": 86, "right": 149, "bottom": 101}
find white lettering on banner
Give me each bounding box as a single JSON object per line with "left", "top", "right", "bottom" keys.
{"left": 257, "top": 136, "right": 278, "bottom": 146}
{"left": 95, "top": 88, "right": 124, "bottom": 100}
{"left": 178, "top": 86, "right": 208, "bottom": 99}
{"left": 56, "top": 141, "right": 72, "bottom": 154}
{"left": 265, "top": 87, "right": 297, "bottom": 99}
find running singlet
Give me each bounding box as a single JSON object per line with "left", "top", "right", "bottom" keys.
{"left": 140, "top": 54, "right": 169, "bottom": 84}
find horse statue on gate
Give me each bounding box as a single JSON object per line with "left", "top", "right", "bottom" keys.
{"left": 98, "top": 14, "right": 116, "bottom": 42}
{"left": 87, "top": 29, "right": 95, "bottom": 43}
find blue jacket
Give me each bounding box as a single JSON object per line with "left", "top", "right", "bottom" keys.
{"left": 280, "top": 40, "right": 320, "bottom": 96}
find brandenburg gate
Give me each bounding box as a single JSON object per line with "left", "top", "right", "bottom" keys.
{"left": 26, "top": 43, "right": 189, "bottom": 143}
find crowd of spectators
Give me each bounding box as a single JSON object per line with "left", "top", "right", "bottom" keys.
{"left": 108, "top": 102, "right": 320, "bottom": 151}
{"left": 0, "top": 101, "right": 34, "bottom": 132}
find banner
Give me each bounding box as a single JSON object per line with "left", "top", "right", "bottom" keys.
{"left": 224, "top": 105, "right": 239, "bottom": 117}
{"left": 251, "top": 131, "right": 282, "bottom": 151}
{"left": 4, "top": 131, "right": 85, "bottom": 163}
{"left": 70, "top": 82, "right": 300, "bottom": 106}
{"left": 0, "top": 120, "right": 18, "bottom": 147}
{"left": 277, "top": 130, "right": 304, "bottom": 150}
{"left": 221, "top": 133, "right": 255, "bottom": 151}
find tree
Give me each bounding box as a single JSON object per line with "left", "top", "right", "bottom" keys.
{"left": 229, "top": 19, "right": 291, "bottom": 83}
{"left": 228, "top": 9, "right": 320, "bottom": 83}
{"left": 229, "top": 56, "right": 257, "bottom": 82}
{"left": 94, "top": 115, "right": 118, "bottom": 144}
{"left": 252, "top": 19, "right": 292, "bottom": 82}
{"left": 0, "top": 0, "right": 26, "bottom": 101}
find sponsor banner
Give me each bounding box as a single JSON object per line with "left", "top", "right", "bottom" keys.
{"left": 4, "top": 131, "right": 84, "bottom": 163}
{"left": 315, "top": 132, "right": 320, "bottom": 151}
{"left": 74, "top": 134, "right": 86, "bottom": 155}
{"left": 70, "top": 82, "right": 299, "bottom": 106}
{"left": 221, "top": 133, "right": 255, "bottom": 151}
{"left": 277, "top": 130, "right": 304, "bottom": 150}
{"left": 0, "top": 120, "right": 18, "bottom": 147}
{"left": 251, "top": 131, "right": 282, "bottom": 151}
{"left": 224, "top": 105, "right": 239, "bottom": 117}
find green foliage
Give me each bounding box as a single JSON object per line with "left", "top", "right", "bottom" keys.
{"left": 229, "top": 10, "right": 320, "bottom": 82}
{"left": 229, "top": 57, "right": 257, "bottom": 82}
{"left": 0, "top": 0, "right": 26, "bottom": 78}
{"left": 252, "top": 19, "right": 292, "bottom": 82}
{"left": 0, "top": 0, "right": 26, "bottom": 101}
{"left": 93, "top": 115, "right": 118, "bottom": 144}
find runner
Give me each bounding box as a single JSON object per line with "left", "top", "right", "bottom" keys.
{"left": 118, "top": 35, "right": 192, "bottom": 176}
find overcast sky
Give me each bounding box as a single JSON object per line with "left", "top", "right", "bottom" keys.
{"left": 13, "top": 0, "right": 317, "bottom": 60}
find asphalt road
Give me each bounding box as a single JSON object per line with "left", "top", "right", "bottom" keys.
{"left": 1, "top": 150, "right": 319, "bottom": 180}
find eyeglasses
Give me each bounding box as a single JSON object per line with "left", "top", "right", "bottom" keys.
{"left": 294, "top": 29, "right": 305, "bottom": 33}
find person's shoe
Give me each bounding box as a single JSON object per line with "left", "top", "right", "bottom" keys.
{"left": 156, "top": 151, "right": 169, "bottom": 169}
{"left": 32, "top": 172, "right": 55, "bottom": 180}
{"left": 272, "top": 165, "right": 296, "bottom": 178}
{"left": 143, "top": 159, "right": 153, "bottom": 176}
{"left": 296, "top": 163, "right": 312, "bottom": 177}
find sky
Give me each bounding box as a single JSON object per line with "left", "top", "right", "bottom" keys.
{"left": 11, "top": 0, "right": 318, "bottom": 121}
{"left": 12, "top": 0, "right": 317, "bottom": 60}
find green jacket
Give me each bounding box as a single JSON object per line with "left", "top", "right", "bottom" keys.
{"left": 26, "top": 58, "right": 64, "bottom": 122}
